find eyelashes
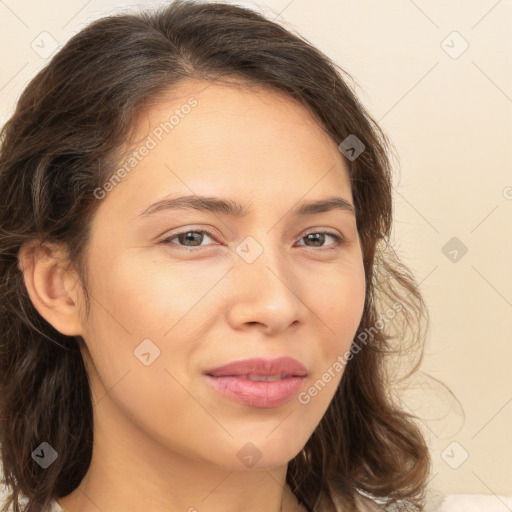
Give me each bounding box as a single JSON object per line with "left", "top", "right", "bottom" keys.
{"left": 158, "top": 228, "right": 346, "bottom": 252}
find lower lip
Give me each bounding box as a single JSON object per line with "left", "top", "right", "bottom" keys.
{"left": 205, "top": 375, "right": 306, "bottom": 408}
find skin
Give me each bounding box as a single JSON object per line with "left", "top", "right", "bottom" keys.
{"left": 19, "top": 79, "right": 366, "bottom": 512}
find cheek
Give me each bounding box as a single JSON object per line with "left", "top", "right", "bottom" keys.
{"left": 308, "top": 261, "right": 366, "bottom": 389}
{"left": 84, "top": 251, "right": 199, "bottom": 339}
{"left": 79, "top": 264, "right": 196, "bottom": 447}
{"left": 79, "top": 252, "right": 210, "bottom": 406}
{"left": 317, "top": 260, "right": 366, "bottom": 339}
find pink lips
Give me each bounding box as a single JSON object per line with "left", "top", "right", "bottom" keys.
{"left": 204, "top": 357, "right": 308, "bottom": 408}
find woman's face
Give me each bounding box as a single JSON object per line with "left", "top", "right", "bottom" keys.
{"left": 76, "top": 80, "right": 366, "bottom": 471}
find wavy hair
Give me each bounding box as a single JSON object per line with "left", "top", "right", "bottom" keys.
{"left": 0, "top": 1, "right": 431, "bottom": 511}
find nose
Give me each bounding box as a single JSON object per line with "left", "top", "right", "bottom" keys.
{"left": 225, "top": 245, "right": 304, "bottom": 336}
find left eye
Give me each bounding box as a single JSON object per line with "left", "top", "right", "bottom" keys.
{"left": 159, "top": 229, "right": 344, "bottom": 250}
{"left": 296, "top": 231, "right": 344, "bottom": 249}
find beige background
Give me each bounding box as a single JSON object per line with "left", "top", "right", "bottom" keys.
{"left": 1, "top": 0, "right": 511, "bottom": 506}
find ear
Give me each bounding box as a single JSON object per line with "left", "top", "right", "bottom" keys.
{"left": 17, "top": 239, "right": 85, "bottom": 336}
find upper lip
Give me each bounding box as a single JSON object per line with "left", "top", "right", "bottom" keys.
{"left": 204, "top": 356, "right": 308, "bottom": 378}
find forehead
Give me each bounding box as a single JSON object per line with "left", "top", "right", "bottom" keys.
{"left": 132, "top": 77, "right": 342, "bottom": 163}
{"left": 97, "top": 79, "right": 352, "bottom": 220}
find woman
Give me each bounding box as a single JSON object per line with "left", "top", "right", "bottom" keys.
{"left": 0, "top": 1, "right": 431, "bottom": 511}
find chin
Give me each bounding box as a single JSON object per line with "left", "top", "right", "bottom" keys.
{"left": 208, "top": 437, "right": 307, "bottom": 472}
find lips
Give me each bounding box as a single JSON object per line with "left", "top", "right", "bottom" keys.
{"left": 204, "top": 356, "right": 308, "bottom": 378}
{"left": 205, "top": 374, "right": 306, "bottom": 408}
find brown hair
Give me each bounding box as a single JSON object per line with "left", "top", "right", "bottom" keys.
{"left": 0, "top": 1, "right": 431, "bottom": 511}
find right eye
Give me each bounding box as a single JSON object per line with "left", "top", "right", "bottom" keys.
{"left": 158, "top": 229, "right": 219, "bottom": 251}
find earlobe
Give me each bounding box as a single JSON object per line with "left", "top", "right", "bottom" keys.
{"left": 17, "top": 240, "right": 85, "bottom": 337}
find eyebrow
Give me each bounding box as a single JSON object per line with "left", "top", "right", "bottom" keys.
{"left": 137, "top": 194, "right": 355, "bottom": 219}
